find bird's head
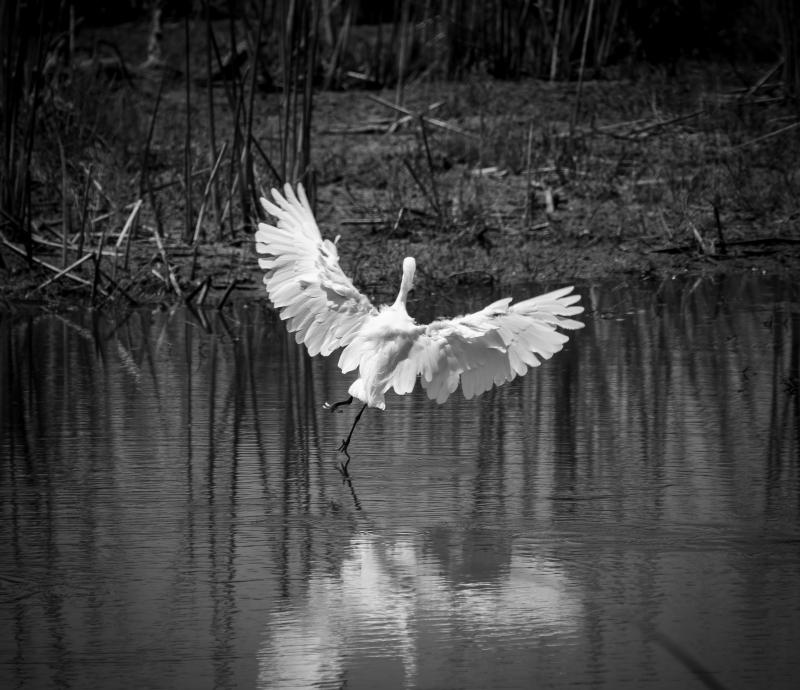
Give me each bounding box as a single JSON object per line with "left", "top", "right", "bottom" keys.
{"left": 402, "top": 257, "right": 416, "bottom": 283}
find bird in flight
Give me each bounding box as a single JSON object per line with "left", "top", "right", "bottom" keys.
{"left": 255, "top": 184, "right": 584, "bottom": 470}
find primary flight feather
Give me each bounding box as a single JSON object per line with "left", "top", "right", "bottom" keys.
{"left": 255, "top": 183, "right": 584, "bottom": 459}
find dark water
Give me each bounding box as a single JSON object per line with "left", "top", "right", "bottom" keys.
{"left": 1, "top": 275, "right": 799, "bottom": 690}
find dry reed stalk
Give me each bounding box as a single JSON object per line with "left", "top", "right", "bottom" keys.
{"left": 206, "top": 20, "right": 237, "bottom": 108}
{"left": 524, "top": 121, "right": 533, "bottom": 227}
{"left": 278, "top": 0, "right": 293, "bottom": 181}
{"left": 278, "top": 0, "right": 317, "bottom": 188}
{"left": 402, "top": 157, "right": 439, "bottom": 218}
{"left": 218, "top": 278, "right": 237, "bottom": 310}
{"left": 204, "top": 3, "right": 221, "bottom": 231}
{"left": 595, "top": 0, "right": 621, "bottom": 66}
{"left": 185, "top": 275, "right": 210, "bottom": 305}
{"left": 114, "top": 199, "right": 143, "bottom": 279}
{"left": 220, "top": 169, "right": 241, "bottom": 227}
{"left": 418, "top": 116, "right": 443, "bottom": 222}
{"left": 224, "top": 56, "right": 250, "bottom": 240}
{"left": 777, "top": 0, "right": 800, "bottom": 103}
{"left": 395, "top": 0, "right": 412, "bottom": 105}
{"left": 689, "top": 222, "right": 708, "bottom": 255}
{"left": 193, "top": 142, "right": 228, "bottom": 245}
{"left": 58, "top": 136, "right": 69, "bottom": 267}
{"left": 183, "top": 10, "right": 193, "bottom": 243}
{"left": 323, "top": 1, "right": 353, "bottom": 89}
{"left": 197, "top": 277, "right": 210, "bottom": 306}
{"left": 712, "top": 196, "right": 726, "bottom": 255}
{"left": 151, "top": 223, "right": 183, "bottom": 298}
{"left": 140, "top": 71, "right": 166, "bottom": 198}
{"left": 301, "top": 2, "right": 317, "bottom": 188}
{"left": 145, "top": 170, "right": 166, "bottom": 240}
{"left": 76, "top": 164, "right": 93, "bottom": 258}
{"left": 249, "top": 134, "right": 281, "bottom": 183}
{"left": 571, "top": 0, "right": 596, "bottom": 131}
{"left": 1, "top": 0, "right": 51, "bottom": 258}
{"left": 550, "top": 0, "right": 566, "bottom": 80}
{"left": 91, "top": 221, "right": 109, "bottom": 306}
{"left": 117, "top": 200, "right": 144, "bottom": 249}
{"left": 35, "top": 252, "right": 94, "bottom": 291}
{"left": 242, "top": 0, "right": 268, "bottom": 222}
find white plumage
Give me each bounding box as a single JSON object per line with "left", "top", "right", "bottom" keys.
{"left": 255, "top": 183, "right": 584, "bottom": 456}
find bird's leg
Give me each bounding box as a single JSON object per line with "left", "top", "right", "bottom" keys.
{"left": 338, "top": 403, "right": 367, "bottom": 456}
{"left": 323, "top": 395, "right": 353, "bottom": 412}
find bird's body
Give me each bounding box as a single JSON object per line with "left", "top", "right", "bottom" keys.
{"left": 256, "top": 183, "right": 584, "bottom": 458}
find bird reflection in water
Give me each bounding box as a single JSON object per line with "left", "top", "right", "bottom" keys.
{"left": 257, "top": 531, "right": 581, "bottom": 689}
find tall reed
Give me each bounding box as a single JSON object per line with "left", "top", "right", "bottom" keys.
{"left": 0, "top": 0, "right": 60, "bottom": 257}
{"left": 278, "top": 0, "right": 318, "bottom": 190}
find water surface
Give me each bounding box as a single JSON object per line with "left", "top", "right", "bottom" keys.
{"left": 1, "top": 274, "right": 799, "bottom": 689}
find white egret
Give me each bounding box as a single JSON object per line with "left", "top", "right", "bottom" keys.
{"left": 255, "top": 183, "right": 584, "bottom": 465}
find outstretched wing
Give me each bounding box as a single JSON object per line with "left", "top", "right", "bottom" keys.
{"left": 380, "top": 286, "right": 584, "bottom": 403}
{"left": 255, "top": 183, "right": 376, "bottom": 357}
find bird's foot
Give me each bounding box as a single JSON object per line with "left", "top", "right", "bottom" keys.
{"left": 337, "top": 438, "right": 350, "bottom": 454}
{"left": 338, "top": 453, "right": 351, "bottom": 477}
{"left": 323, "top": 395, "right": 353, "bottom": 413}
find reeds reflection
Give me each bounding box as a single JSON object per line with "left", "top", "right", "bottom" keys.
{"left": 0, "top": 274, "right": 798, "bottom": 689}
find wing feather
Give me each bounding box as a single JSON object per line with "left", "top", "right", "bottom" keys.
{"left": 400, "top": 286, "right": 584, "bottom": 404}
{"left": 255, "top": 183, "right": 376, "bottom": 356}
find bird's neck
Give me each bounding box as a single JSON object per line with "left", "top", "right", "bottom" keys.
{"left": 393, "top": 258, "right": 415, "bottom": 312}
{"left": 392, "top": 292, "right": 409, "bottom": 313}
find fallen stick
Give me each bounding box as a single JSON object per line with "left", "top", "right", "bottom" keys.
{"left": 116, "top": 199, "right": 143, "bottom": 249}
{"left": 746, "top": 59, "right": 784, "bottom": 98}
{"left": 729, "top": 120, "right": 800, "bottom": 151}
{"left": 31, "top": 232, "right": 117, "bottom": 258}
{"left": 592, "top": 109, "right": 704, "bottom": 139}
{"left": 388, "top": 102, "right": 443, "bottom": 134}
{"left": 339, "top": 218, "right": 386, "bottom": 225}
{"left": 36, "top": 252, "right": 95, "bottom": 291}
{"left": 1, "top": 235, "right": 108, "bottom": 295}
{"left": 367, "top": 95, "right": 479, "bottom": 139}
